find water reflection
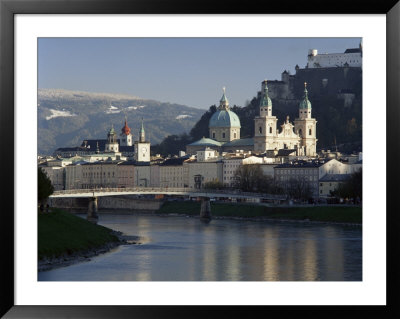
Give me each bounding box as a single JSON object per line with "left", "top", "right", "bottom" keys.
{"left": 38, "top": 214, "right": 362, "bottom": 281}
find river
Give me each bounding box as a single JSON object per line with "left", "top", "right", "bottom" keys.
{"left": 38, "top": 213, "right": 362, "bottom": 281}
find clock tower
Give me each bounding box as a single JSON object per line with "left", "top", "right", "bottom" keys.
{"left": 134, "top": 118, "right": 151, "bottom": 162}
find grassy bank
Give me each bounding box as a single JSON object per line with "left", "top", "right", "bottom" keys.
{"left": 38, "top": 208, "right": 119, "bottom": 260}
{"left": 158, "top": 201, "right": 362, "bottom": 224}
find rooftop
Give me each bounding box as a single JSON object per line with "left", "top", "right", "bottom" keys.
{"left": 160, "top": 157, "right": 188, "bottom": 166}
{"left": 188, "top": 137, "right": 222, "bottom": 147}
{"left": 275, "top": 159, "right": 331, "bottom": 169}
{"left": 223, "top": 138, "right": 254, "bottom": 147}
{"left": 319, "top": 174, "right": 351, "bottom": 182}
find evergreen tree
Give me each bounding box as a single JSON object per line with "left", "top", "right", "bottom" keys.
{"left": 38, "top": 167, "right": 54, "bottom": 203}
{"left": 189, "top": 105, "right": 217, "bottom": 140}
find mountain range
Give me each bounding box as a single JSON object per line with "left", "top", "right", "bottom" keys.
{"left": 37, "top": 89, "right": 204, "bottom": 155}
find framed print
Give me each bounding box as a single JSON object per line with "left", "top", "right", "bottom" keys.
{"left": 1, "top": 0, "right": 399, "bottom": 317}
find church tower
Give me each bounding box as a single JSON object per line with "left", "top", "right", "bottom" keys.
{"left": 134, "top": 118, "right": 150, "bottom": 162}
{"left": 294, "top": 82, "right": 317, "bottom": 156}
{"left": 120, "top": 117, "right": 133, "bottom": 146}
{"left": 254, "top": 80, "right": 278, "bottom": 153}
{"left": 104, "top": 125, "right": 119, "bottom": 153}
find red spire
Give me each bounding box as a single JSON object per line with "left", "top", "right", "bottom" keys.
{"left": 121, "top": 117, "right": 131, "bottom": 135}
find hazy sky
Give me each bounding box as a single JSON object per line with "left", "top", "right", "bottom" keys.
{"left": 38, "top": 37, "right": 361, "bottom": 109}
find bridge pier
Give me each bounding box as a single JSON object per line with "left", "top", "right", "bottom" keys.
{"left": 200, "top": 197, "right": 211, "bottom": 220}
{"left": 87, "top": 196, "right": 98, "bottom": 224}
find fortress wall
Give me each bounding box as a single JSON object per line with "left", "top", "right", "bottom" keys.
{"left": 293, "top": 67, "right": 362, "bottom": 97}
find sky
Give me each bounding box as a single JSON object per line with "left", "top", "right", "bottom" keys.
{"left": 38, "top": 37, "right": 361, "bottom": 109}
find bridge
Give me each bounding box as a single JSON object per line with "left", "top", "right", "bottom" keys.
{"left": 50, "top": 187, "right": 287, "bottom": 222}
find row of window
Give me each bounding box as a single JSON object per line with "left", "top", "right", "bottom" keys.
{"left": 83, "top": 171, "right": 115, "bottom": 177}
{"left": 223, "top": 176, "right": 236, "bottom": 180}
{"left": 276, "top": 169, "right": 318, "bottom": 175}
{"left": 258, "top": 126, "right": 273, "bottom": 134}
{"left": 211, "top": 132, "right": 237, "bottom": 139}
{"left": 277, "top": 176, "right": 318, "bottom": 181}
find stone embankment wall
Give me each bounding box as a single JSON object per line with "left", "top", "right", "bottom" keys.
{"left": 48, "top": 196, "right": 163, "bottom": 213}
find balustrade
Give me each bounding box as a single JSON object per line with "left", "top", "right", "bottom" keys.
{"left": 51, "top": 187, "right": 285, "bottom": 200}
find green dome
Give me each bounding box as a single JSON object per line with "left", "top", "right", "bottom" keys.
{"left": 299, "top": 98, "right": 312, "bottom": 109}
{"left": 108, "top": 125, "right": 116, "bottom": 135}
{"left": 209, "top": 109, "right": 241, "bottom": 128}
{"left": 300, "top": 84, "right": 312, "bottom": 109}
{"left": 260, "top": 81, "right": 272, "bottom": 108}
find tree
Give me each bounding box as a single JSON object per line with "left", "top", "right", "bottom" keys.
{"left": 258, "top": 175, "right": 284, "bottom": 194}
{"left": 38, "top": 167, "right": 54, "bottom": 204}
{"left": 203, "top": 179, "right": 224, "bottom": 190}
{"left": 189, "top": 105, "right": 217, "bottom": 140}
{"left": 234, "top": 164, "right": 264, "bottom": 192}
{"left": 286, "top": 177, "right": 313, "bottom": 201}
{"left": 151, "top": 133, "right": 192, "bottom": 157}
{"left": 331, "top": 168, "right": 362, "bottom": 202}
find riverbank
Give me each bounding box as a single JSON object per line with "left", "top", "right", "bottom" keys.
{"left": 157, "top": 201, "right": 362, "bottom": 224}
{"left": 38, "top": 208, "right": 139, "bottom": 271}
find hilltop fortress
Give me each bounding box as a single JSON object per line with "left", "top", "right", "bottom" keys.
{"left": 187, "top": 43, "right": 362, "bottom": 156}
{"left": 264, "top": 42, "right": 362, "bottom": 108}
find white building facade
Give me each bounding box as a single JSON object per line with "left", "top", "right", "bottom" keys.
{"left": 306, "top": 45, "right": 362, "bottom": 69}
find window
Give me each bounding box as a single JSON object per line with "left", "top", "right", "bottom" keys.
{"left": 212, "top": 132, "right": 215, "bottom": 139}
{"left": 309, "top": 129, "right": 312, "bottom": 135}
{"left": 222, "top": 133, "right": 226, "bottom": 138}
{"left": 234, "top": 132, "right": 237, "bottom": 138}
{"left": 269, "top": 127, "right": 272, "bottom": 134}
{"left": 259, "top": 126, "right": 262, "bottom": 134}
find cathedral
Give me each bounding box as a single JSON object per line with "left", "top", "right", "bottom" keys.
{"left": 254, "top": 80, "right": 317, "bottom": 156}
{"left": 187, "top": 80, "right": 317, "bottom": 157}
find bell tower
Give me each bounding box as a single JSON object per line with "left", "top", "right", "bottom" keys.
{"left": 134, "top": 118, "right": 151, "bottom": 162}
{"left": 294, "top": 82, "right": 317, "bottom": 156}
{"left": 254, "top": 80, "right": 278, "bottom": 153}
{"left": 104, "top": 125, "right": 119, "bottom": 153}
{"left": 120, "top": 117, "right": 133, "bottom": 146}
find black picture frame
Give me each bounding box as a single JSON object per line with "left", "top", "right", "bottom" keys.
{"left": 1, "top": 0, "right": 399, "bottom": 317}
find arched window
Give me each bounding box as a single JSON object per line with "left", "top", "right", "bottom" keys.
{"left": 309, "top": 129, "right": 312, "bottom": 135}
{"left": 234, "top": 132, "right": 237, "bottom": 139}
{"left": 222, "top": 132, "right": 226, "bottom": 138}
{"left": 259, "top": 126, "right": 262, "bottom": 134}
{"left": 299, "top": 129, "right": 302, "bottom": 137}
{"left": 212, "top": 132, "right": 215, "bottom": 139}
{"left": 269, "top": 127, "right": 272, "bottom": 134}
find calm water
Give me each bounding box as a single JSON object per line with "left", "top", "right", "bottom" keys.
{"left": 38, "top": 213, "right": 362, "bottom": 281}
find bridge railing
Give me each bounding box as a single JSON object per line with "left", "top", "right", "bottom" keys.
{"left": 51, "top": 187, "right": 286, "bottom": 200}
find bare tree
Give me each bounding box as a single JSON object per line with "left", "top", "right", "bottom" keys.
{"left": 284, "top": 177, "right": 312, "bottom": 201}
